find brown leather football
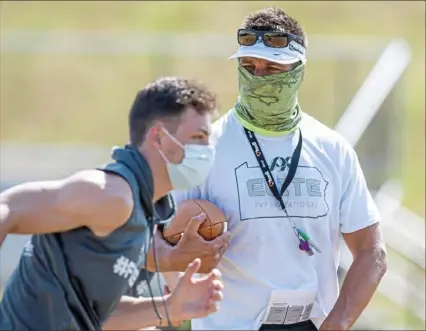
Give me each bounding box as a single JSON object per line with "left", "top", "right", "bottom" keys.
{"left": 163, "top": 199, "right": 227, "bottom": 245}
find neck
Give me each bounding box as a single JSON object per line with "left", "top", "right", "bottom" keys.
{"left": 234, "top": 100, "right": 302, "bottom": 136}
{"left": 139, "top": 145, "right": 172, "bottom": 203}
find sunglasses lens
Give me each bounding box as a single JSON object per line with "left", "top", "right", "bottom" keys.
{"left": 238, "top": 30, "right": 257, "bottom": 46}
{"left": 264, "top": 33, "right": 288, "bottom": 48}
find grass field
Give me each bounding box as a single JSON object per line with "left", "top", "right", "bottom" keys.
{"left": 0, "top": 1, "right": 424, "bottom": 217}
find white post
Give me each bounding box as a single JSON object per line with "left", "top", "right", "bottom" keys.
{"left": 334, "top": 39, "right": 412, "bottom": 146}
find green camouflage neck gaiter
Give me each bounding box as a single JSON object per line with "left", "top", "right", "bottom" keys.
{"left": 235, "top": 62, "right": 304, "bottom": 133}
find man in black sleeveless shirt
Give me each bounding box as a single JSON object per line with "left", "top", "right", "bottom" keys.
{"left": 0, "top": 77, "right": 229, "bottom": 330}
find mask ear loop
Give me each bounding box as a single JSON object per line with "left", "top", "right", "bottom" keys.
{"left": 161, "top": 127, "right": 185, "bottom": 150}
{"left": 157, "top": 128, "right": 186, "bottom": 166}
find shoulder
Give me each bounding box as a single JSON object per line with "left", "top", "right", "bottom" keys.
{"left": 65, "top": 169, "right": 133, "bottom": 203}
{"left": 210, "top": 109, "right": 240, "bottom": 146}
{"left": 62, "top": 169, "right": 134, "bottom": 232}
{"left": 301, "top": 113, "right": 357, "bottom": 163}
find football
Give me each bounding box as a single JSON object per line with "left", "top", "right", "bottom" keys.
{"left": 163, "top": 199, "right": 227, "bottom": 245}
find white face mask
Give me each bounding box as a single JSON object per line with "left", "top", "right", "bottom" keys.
{"left": 158, "top": 129, "right": 215, "bottom": 190}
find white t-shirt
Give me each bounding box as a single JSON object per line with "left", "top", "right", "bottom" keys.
{"left": 171, "top": 110, "right": 381, "bottom": 330}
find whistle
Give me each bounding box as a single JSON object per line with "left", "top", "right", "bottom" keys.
{"left": 297, "top": 229, "right": 322, "bottom": 254}
{"left": 298, "top": 239, "right": 314, "bottom": 256}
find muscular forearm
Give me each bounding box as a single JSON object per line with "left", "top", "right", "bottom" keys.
{"left": 325, "top": 249, "right": 387, "bottom": 329}
{"left": 103, "top": 295, "right": 172, "bottom": 330}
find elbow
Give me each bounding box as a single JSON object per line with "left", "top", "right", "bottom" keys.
{"left": 356, "top": 245, "right": 388, "bottom": 279}
{"left": 374, "top": 246, "right": 388, "bottom": 278}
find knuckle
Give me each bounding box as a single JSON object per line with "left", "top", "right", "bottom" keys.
{"left": 212, "top": 270, "right": 222, "bottom": 278}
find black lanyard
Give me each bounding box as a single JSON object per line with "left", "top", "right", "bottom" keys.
{"left": 243, "top": 127, "right": 320, "bottom": 256}
{"left": 243, "top": 127, "right": 303, "bottom": 213}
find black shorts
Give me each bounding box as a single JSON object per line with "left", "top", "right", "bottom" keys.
{"left": 259, "top": 320, "right": 317, "bottom": 331}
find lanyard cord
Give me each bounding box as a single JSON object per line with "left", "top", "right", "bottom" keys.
{"left": 243, "top": 127, "right": 303, "bottom": 243}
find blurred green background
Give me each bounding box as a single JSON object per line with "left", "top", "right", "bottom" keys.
{"left": 1, "top": 1, "right": 424, "bottom": 218}
{"left": 0, "top": 1, "right": 425, "bottom": 329}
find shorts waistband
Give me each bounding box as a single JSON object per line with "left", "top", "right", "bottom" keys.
{"left": 259, "top": 319, "right": 317, "bottom": 331}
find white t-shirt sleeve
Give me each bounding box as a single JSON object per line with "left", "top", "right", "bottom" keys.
{"left": 339, "top": 146, "right": 381, "bottom": 234}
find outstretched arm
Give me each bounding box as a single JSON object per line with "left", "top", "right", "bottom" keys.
{"left": 0, "top": 170, "right": 133, "bottom": 246}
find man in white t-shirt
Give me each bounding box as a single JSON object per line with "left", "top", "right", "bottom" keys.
{"left": 167, "top": 7, "right": 388, "bottom": 331}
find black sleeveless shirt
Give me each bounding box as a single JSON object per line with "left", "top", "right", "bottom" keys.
{"left": 0, "top": 148, "right": 174, "bottom": 330}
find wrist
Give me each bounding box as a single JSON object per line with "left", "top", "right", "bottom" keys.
{"left": 159, "top": 294, "right": 181, "bottom": 327}
{"left": 165, "top": 246, "right": 180, "bottom": 272}
{"left": 146, "top": 233, "right": 173, "bottom": 272}
{"left": 150, "top": 295, "right": 169, "bottom": 327}
{"left": 321, "top": 314, "right": 351, "bottom": 331}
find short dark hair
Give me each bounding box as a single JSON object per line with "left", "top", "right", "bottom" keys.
{"left": 242, "top": 7, "right": 307, "bottom": 46}
{"left": 129, "top": 77, "right": 217, "bottom": 145}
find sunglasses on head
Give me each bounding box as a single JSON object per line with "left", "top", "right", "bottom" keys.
{"left": 237, "top": 28, "right": 305, "bottom": 49}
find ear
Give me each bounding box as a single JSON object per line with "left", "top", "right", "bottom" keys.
{"left": 145, "top": 124, "right": 164, "bottom": 149}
